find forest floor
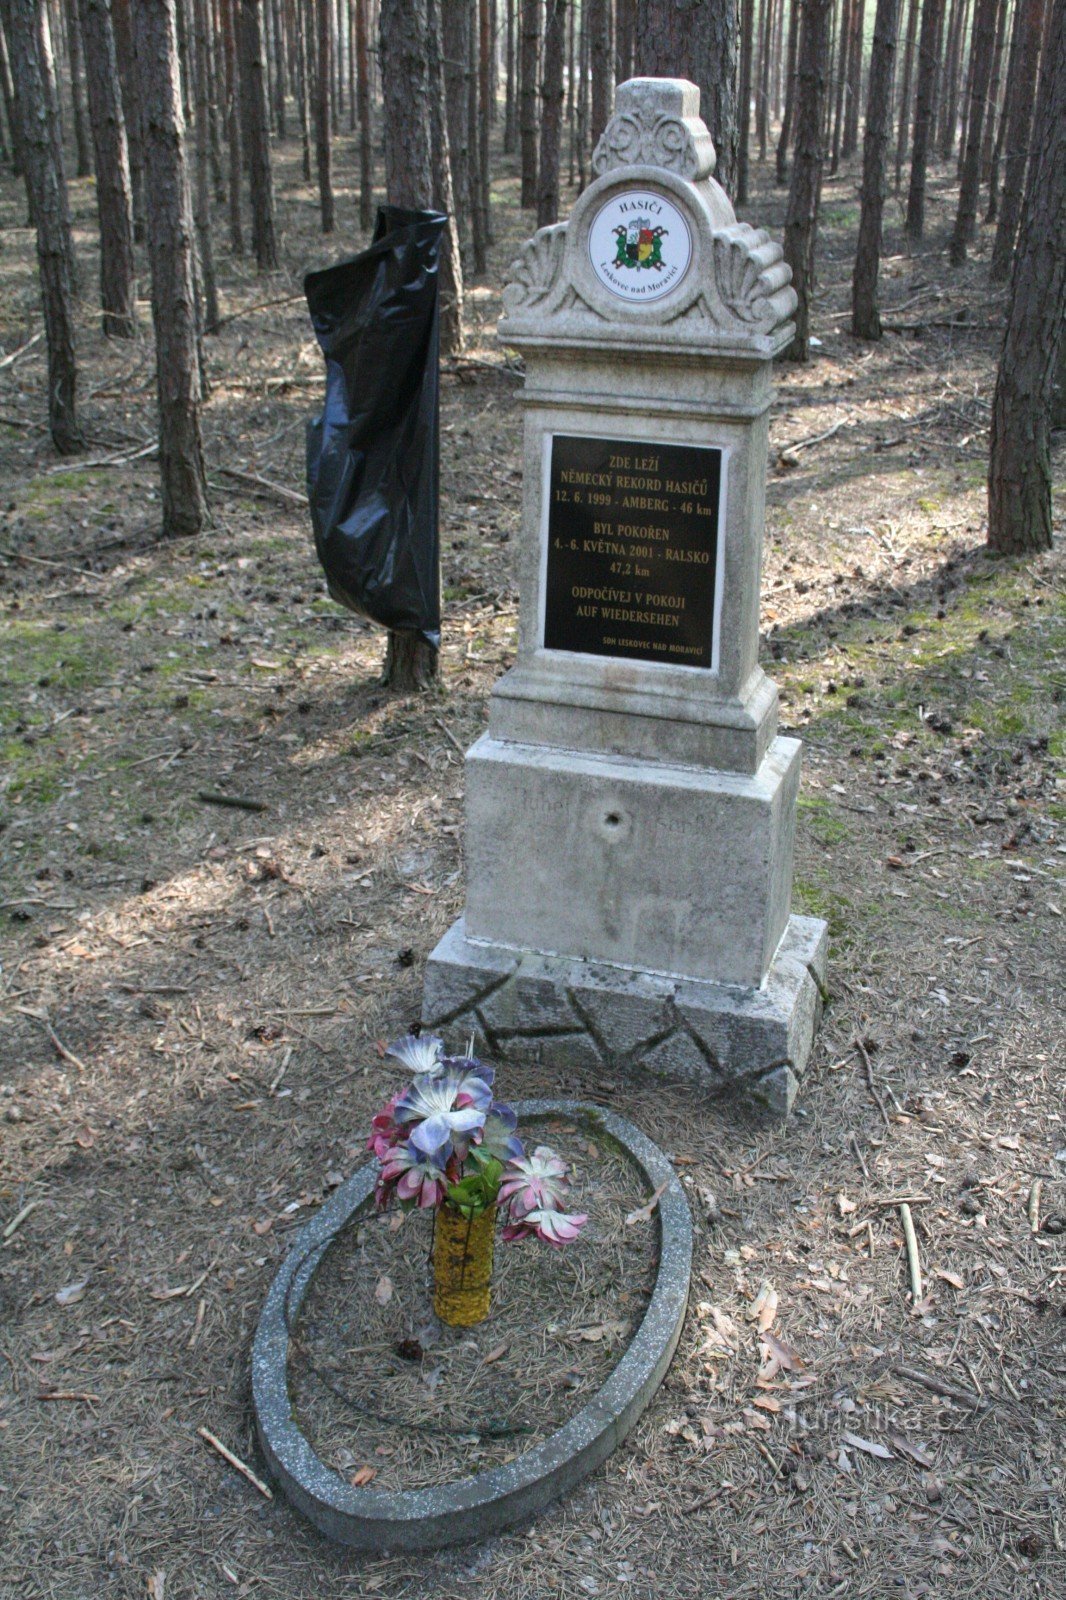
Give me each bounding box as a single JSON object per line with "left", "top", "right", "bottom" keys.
{"left": 0, "top": 130, "right": 1064, "bottom": 1600}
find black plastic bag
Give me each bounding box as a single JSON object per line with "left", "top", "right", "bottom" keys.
{"left": 305, "top": 207, "right": 447, "bottom": 646}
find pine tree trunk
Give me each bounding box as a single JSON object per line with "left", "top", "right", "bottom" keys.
{"left": 110, "top": 0, "right": 144, "bottom": 236}
{"left": 221, "top": 0, "right": 243, "bottom": 249}
{"left": 78, "top": 0, "right": 136, "bottom": 335}
{"left": 783, "top": 0, "right": 831, "bottom": 361}
{"left": 894, "top": 0, "right": 919, "bottom": 186}
{"left": 478, "top": 0, "right": 491, "bottom": 240}
{"left": 949, "top": 0, "right": 998, "bottom": 262}
{"left": 240, "top": 0, "right": 278, "bottom": 267}
{"left": 65, "top": 0, "right": 94, "bottom": 174}
{"left": 831, "top": 0, "right": 852, "bottom": 172}
{"left": 36, "top": 0, "right": 79, "bottom": 295}
{"left": 905, "top": 0, "right": 943, "bottom": 236}
{"left": 441, "top": 0, "right": 470, "bottom": 249}
{"left": 293, "top": 0, "right": 311, "bottom": 178}
{"left": 987, "top": 0, "right": 1064, "bottom": 553}
{"left": 841, "top": 0, "right": 865, "bottom": 156}
{"left": 519, "top": 0, "right": 539, "bottom": 206}
{"left": 468, "top": 0, "right": 486, "bottom": 267}
{"left": 635, "top": 0, "right": 739, "bottom": 196}
{"left": 271, "top": 0, "right": 286, "bottom": 132}
{"left": 737, "top": 0, "right": 755, "bottom": 202}
{"left": 990, "top": 0, "right": 1044, "bottom": 278}
{"left": 355, "top": 0, "right": 371, "bottom": 226}
{"left": 936, "top": 0, "right": 963, "bottom": 158}
{"left": 978, "top": 0, "right": 1007, "bottom": 184}
{"left": 776, "top": 0, "right": 800, "bottom": 181}
{"left": 2, "top": 0, "right": 81, "bottom": 451}
{"left": 952, "top": 1, "right": 972, "bottom": 171}
{"left": 536, "top": 0, "right": 563, "bottom": 225}
{"left": 133, "top": 0, "right": 208, "bottom": 535}
{"left": 0, "top": 17, "right": 23, "bottom": 176}
{"left": 315, "top": 0, "right": 334, "bottom": 230}
{"left": 575, "top": 0, "right": 588, "bottom": 187}
{"left": 756, "top": 0, "right": 773, "bottom": 161}
{"left": 616, "top": 0, "right": 634, "bottom": 80}
{"left": 588, "top": 0, "right": 611, "bottom": 150}
{"left": 379, "top": 0, "right": 440, "bottom": 689}
{"left": 503, "top": 0, "right": 515, "bottom": 151}
{"left": 191, "top": 0, "right": 219, "bottom": 327}
{"left": 427, "top": 0, "right": 464, "bottom": 352}
{"left": 852, "top": 0, "right": 901, "bottom": 337}
{"left": 984, "top": 0, "right": 1016, "bottom": 218}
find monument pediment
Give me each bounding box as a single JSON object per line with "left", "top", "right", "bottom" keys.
{"left": 500, "top": 78, "right": 797, "bottom": 356}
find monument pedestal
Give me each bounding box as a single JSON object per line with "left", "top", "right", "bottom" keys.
{"left": 423, "top": 78, "right": 827, "bottom": 1116}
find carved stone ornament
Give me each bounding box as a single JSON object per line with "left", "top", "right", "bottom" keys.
{"left": 591, "top": 77, "right": 716, "bottom": 182}
{"left": 499, "top": 77, "right": 797, "bottom": 352}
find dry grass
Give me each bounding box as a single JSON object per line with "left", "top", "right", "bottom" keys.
{"left": 0, "top": 124, "right": 1063, "bottom": 1600}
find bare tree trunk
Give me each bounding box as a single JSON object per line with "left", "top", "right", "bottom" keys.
{"left": 575, "top": 0, "right": 588, "bottom": 187}
{"left": 841, "top": 0, "right": 865, "bottom": 156}
{"left": 830, "top": 0, "right": 852, "bottom": 171}
{"left": 783, "top": 0, "right": 831, "bottom": 361}
{"left": 64, "top": 0, "right": 94, "bottom": 173}
{"left": 905, "top": 0, "right": 943, "bottom": 237}
{"left": 240, "top": 0, "right": 278, "bottom": 267}
{"left": 503, "top": 0, "right": 516, "bottom": 150}
{"left": 78, "top": 0, "right": 137, "bottom": 335}
{"left": 379, "top": 0, "right": 439, "bottom": 688}
{"left": 2, "top": 0, "right": 81, "bottom": 451}
{"left": 133, "top": 0, "right": 208, "bottom": 534}
{"left": 519, "top": 0, "right": 538, "bottom": 206}
{"left": 427, "top": 0, "right": 463, "bottom": 352}
{"left": 478, "top": 0, "right": 491, "bottom": 239}
{"left": 979, "top": 0, "right": 1007, "bottom": 184}
{"left": 314, "top": 0, "right": 334, "bottom": 229}
{"left": 616, "top": 0, "right": 634, "bottom": 80}
{"left": 777, "top": 0, "right": 800, "bottom": 181}
{"left": 292, "top": 0, "right": 310, "bottom": 177}
{"left": 355, "top": 0, "right": 370, "bottom": 225}
{"left": 852, "top": 0, "right": 902, "bottom": 337}
{"left": 220, "top": 0, "right": 242, "bottom": 248}
{"left": 191, "top": 0, "right": 219, "bottom": 326}
{"left": 441, "top": 0, "right": 470, "bottom": 248}
{"left": 990, "top": 0, "right": 1043, "bottom": 277}
{"left": 635, "top": 0, "right": 739, "bottom": 196}
{"left": 756, "top": 0, "right": 773, "bottom": 161}
{"left": 587, "top": 0, "right": 611, "bottom": 150}
{"left": 737, "top": 0, "right": 755, "bottom": 202}
{"left": 110, "top": 0, "right": 144, "bottom": 235}
{"left": 468, "top": 0, "right": 485, "bottom": 266}
{"left": 37, "top": 0, "right": 79, "bottom": 293}
{"left": 0, "top": 17, "right": 23, "bottom": 176}
{"left": 987, "top": 0, "right": 1064, "bottom": 553}
{"left": 894, "top": 0, "right": 919, "bottom": 185}
{"left": 949, "top": 0, "right": 998, "bottom": 262}
{"left": 952, "top": 1, "right": 972, "bottom": 170}
{"left": 536, "top": 0, "right": 563, "bottom": 225}
{"left": 936, "top": 0, "right": 963, "bottom": 157}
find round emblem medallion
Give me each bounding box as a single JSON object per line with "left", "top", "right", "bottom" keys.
{"left": 587, "top": 191, "right": 693, "bottom": 303}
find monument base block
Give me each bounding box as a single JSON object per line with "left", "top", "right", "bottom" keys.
{"left": 422, "top": 913, "right": 828, "bottom": 1120}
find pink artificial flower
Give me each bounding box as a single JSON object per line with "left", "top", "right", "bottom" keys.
{"left": 502, "top": 1207, "right": 587, "bottom": 1248}
{"left": 367, "top": 1092, "right": 404, "bottom": 1161}
{"left": 498, "top": 1145, "right": 572, "bottom": 1221}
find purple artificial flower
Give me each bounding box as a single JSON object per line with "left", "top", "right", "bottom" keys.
{"left": 498, "top": 1145, "right": 572, "bottom": 1221}
{"left": 394, "top": 1062, "right": 492, "bottom": 1159}
{"left": 386, "top": 1033, "right": 445, "bottom": 1075}
{"left": 502, "top": 1207, "right": 588, "bottom": 1248}
{"left": 474, "top": 1103, "right": 524, "bottom": 1164}
{"left": 378, "top": 1140, "right": 449, "bottom": 1209}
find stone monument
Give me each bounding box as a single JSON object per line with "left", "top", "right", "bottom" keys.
{"left": 422, "top": 78, "right": 827, "bottom": 1117}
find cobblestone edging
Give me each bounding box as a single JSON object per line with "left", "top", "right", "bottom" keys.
{"left": 251, "top": 1101, "right": 692, "bottom": 1551}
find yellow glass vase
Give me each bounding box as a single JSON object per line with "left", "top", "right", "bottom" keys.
{"left": 432, "top": 1204, "right": 496, "bottom": 1327}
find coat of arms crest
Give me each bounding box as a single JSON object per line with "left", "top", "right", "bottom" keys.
{"left": 612, "top": 216, "right": 667, "bottom": 270}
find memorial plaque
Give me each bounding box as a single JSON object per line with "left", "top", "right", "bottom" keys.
{"left": 542, "top": 434, "right": 722, "bottom": 669}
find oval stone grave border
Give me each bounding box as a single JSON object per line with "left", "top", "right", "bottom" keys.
{"left": 251, "top": 1099, "right": 692, "bottom": 1551}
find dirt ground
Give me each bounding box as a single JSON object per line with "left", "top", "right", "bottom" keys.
{"left": 0, "top": 127, "right": 1064, "bottom": 1600}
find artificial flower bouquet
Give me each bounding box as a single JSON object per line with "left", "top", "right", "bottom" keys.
{"left": 367, "top": 1033, "right": 587, "bottom": 1324}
